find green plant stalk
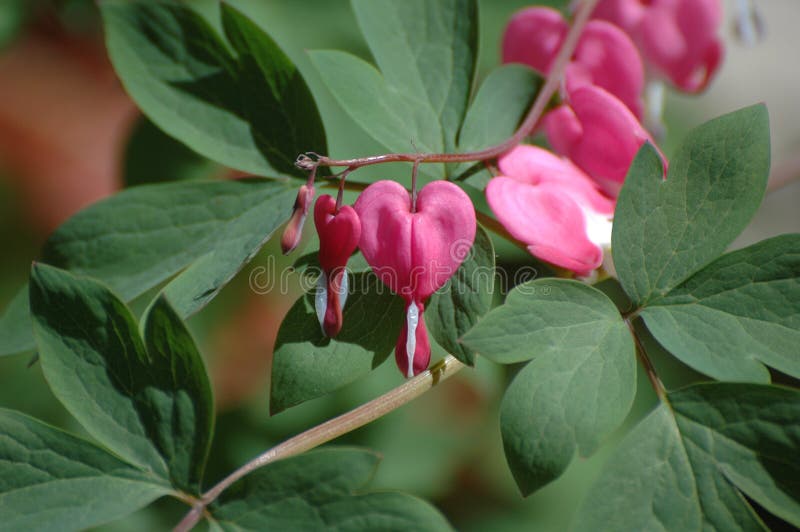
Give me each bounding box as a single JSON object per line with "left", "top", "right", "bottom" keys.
{"left": 174, "top": 356, "right": 465, "bottom": 531}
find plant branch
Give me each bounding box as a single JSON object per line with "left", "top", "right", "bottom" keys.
{"left": 174, "top": 356, "right": 466, "bottom": 532}
{"left": 625, "top": 317, "right": 667, "bottom": 401}
{"left": 295, "top": 0, "right": 599, "bottom": 174}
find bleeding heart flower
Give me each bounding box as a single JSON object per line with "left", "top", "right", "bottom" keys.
{"left": 502, "top": 6, "right": 644, "bottom": 117}
{"left": 280, "top": 184, "right": 315, "bottom": 254}
{"left": 544, "top": 84, "right": 663, "bottom": 197}
{"left": 592, "top": 0, "right": 724, "bottom": 92}
{"left": 355, "top": 180, "right": 476, "bottom": 377}
{"left": 313, "top": 194, "right": 361, "bottom": 338}
{"left": 486, "top": 145, "right": 615, "bottom": 276}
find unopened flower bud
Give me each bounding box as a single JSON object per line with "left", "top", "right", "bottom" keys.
{"left": 313, "top": 194, "right": 361, "bottom": 337}
{"left": 280, "top": 185, "right": 314, "bottom": 255}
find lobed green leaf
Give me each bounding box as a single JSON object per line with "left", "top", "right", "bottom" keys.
{"left": 574, "top": 383, "right": 800, "bottom": 530}
{"left": 101, "top": 0, "right": 326, "bottom": 176}
{"left": 0, "top": 408, "right": 170, "bottom": 531}
{"left": 463, "top": 280, "right": 636, "bottom": 495}
{"left": 29, "top": 264, "right": 215, "bottom": 493}
{"left": 0, "top": 178, "right": 295, "bottom": 356}
{"left": 641, "top": 234, "right": 800, "bottom": 382}
{"left": 613, "top": 104, "right": 770, "bottom": 306}
{"left": 212, "top": 448, "right": 452, "bottom": 531}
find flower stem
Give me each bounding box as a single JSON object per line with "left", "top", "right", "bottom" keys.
{"left": 625, "top": 317, "right": 667, "bottom": 401}
{"left": 296, "top": 0, "right": 599, "bottom": 174}
{"left": 174, "top": 356, "right": 465, "bottom": 532}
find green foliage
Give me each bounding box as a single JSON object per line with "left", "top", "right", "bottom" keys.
{"left": 574, "top": 383, "right": 800, "bottom": 530}
{"left": 0, "top": 408, "right": 171, "bottom": 531}
{"left": 311, "top": 0, "right": 479, "bottom": 179}
{"left": 0, "top": 179, "right": 295, "bottom": 356}
{"left": 124, "top": 117, "right": 218, "bottom": 187}
{"left": 641, "top": 234, "right": 800, "bottom": 382}
{"left": 454, "top": 64, "right": 540, "bottom": 179}
{"left": 613, "top": 104, "right": 770, "bottom": 306}
{"left": 0, "top": 0, "right": 26, "bottom": 50}
{"left": 426, "top": 225, "right": 495, "bottom": 366}
{"left": 270, "top": 272, "right": 405, "bottom": 414}
{"left": 212, "top": 448, "right": 452, "bottom": 531}
{"left": 30, "top": 264, "right": 214, "bottom": 494}
{"left": 101, "top": 0, "right": 326, "bottom": 176}
{"left": 464, "top": 280, "right": 635, "bottom": 495}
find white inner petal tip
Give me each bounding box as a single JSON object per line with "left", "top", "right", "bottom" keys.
{"left": 338, "top": 269, "right": 349, "bottom": 310}
{"left": 405, "top": 303, "right": 419, "bottom": 379}
{"left": 315, "top": 272, "right": 327, "bottom": 335}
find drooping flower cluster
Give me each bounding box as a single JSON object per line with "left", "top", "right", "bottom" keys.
{"left": 282, "top": 180, "right": 476, "bottom": 378}
{"left": 490, "top": 1, "right": 722, "bottom": 275}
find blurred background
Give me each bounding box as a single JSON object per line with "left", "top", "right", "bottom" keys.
{"left": 0, "top": 0, "right": 798, "bottom": 530}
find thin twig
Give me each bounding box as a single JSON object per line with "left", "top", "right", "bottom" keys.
{"left": 625, "top": 317, "right": 667, "bottom": 401}
{"left": 174, "top": 356, "right": 465, "bottom": 532}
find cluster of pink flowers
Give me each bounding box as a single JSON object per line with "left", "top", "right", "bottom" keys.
{"left": 279, "top": 1, "right": 724, "bottom": 375}
{"left": 488, "top": 0, "right": 723, "bottom": 276}
{"left": 282, "top": 181, "right": 476, "bottom": 378}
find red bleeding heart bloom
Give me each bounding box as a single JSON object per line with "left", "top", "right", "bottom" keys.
{"left": 486, "top": 145, "right": 615, "bottom": 276}
{"left": 355, "top": 180, "right": 476, "bottom": 378}
{"left": 313, "top": 194, "right": 361, "bottom": 338}
{"left": 502, "top": 6, "right": 645, "bottom": 117}
{"left": 281, "top": 184, "right": 315, "bottom": 255}
{"left": 592, "top": 0, "right": 724, "bottom": 92}
{"left": 543, "top": 84, "right": 663, "bottom": 197}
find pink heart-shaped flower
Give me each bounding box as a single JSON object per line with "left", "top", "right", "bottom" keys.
{"left": 355, "top": 180, "right": 476, "bottom": 377}
{"left": 355, "top": 180, "right": 476, "bottom": 302}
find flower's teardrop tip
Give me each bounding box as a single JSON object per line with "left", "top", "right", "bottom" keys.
{"left": 405, "top": 303, "right": 420, "bottom": 379}
{"left": 315, "top": 272, "right": 327, "bottom": 335}
{"left": 280, "top": 184, "right": 315, "bottom": 255}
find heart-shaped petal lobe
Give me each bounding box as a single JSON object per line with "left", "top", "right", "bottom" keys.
{"left": 355, "top": 180, "right": 476, "bottom": 302}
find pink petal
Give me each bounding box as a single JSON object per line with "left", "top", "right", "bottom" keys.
{"left": 569, "top": 20, "right": 644, "bottom": 117}
{"left": 280, "top": 184, "right": 314, "bottom": 254}
{"left": 545, "top": 85, "right": 658, "bottom": 196}
{"left": 355, "top": 180, "right": 476, "bottom": 302}
{"left": 497, "top": 145, "right": 615, "bottom": 216}
{"left": 502, "top": 7, "right": 567, "bottom": 74}
{"left": 592, "top": 0, "right": 648, "bottom": 31}
{"left": 314, "top": 195, "right": 362, "bottom": 273}
{"left": 486, "top": 175, "right": 604, "bottom": 276}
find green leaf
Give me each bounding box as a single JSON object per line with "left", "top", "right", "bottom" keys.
{"left": 462, "top": 280, "right": 635, "bottom": 495}
{"left": 101, "top": 0, "right": 326, "bottom": 176}
{"left": 454, "top": 64, "right": 540, "bottom": 176}
{"left": 426, "top": 225, "right": 494, "bottom": 365}
{"left": 351, "top": 0, "right": 477, "bottom": 154}
{"left": 124, "top": 117, "right": 218, "bottom": 187}
{"left": 311, "top": 0, "right": 478, "bottom": 178}
{"left": 142, "top": 296, "right": 215, "bottom": 491}
{"left": 613, "top": 104, "right": 770, "bottom": 306}
{"left": 309, "top": 50, "right": 444, "bottom": 178}
{"left": 0, "top": 288, "right": 32, "bottom": 356}
{"left": 462, "top": 279, "right": 631, "bottom": 364}
{"left": 212, "top": 448, "right": 452, "bottom": 531}
{"left": 1, "top": 178, "right": 295, "bottom": 357}
{"left": 270, "top": 272, "right": 404, "bottom": 414}
{"left": 575, "top": 383, "right": 800, "bottom": 530}
{"left": 30, "top": 264, "right": 215, "bottom": 493}
{"left": 641, "top": 234, "right": 800, "bottom": 382}
{"left": 0, "top": 408, "right": 170, "bottom": 530}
